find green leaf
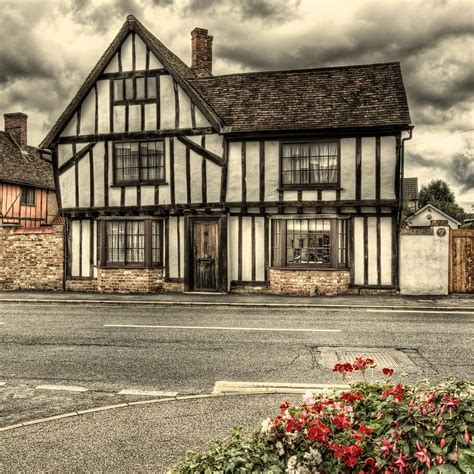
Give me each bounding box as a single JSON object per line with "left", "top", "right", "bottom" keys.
{"left": 427, "top": 465, "right": 461, "bottom": 473}
{"left": 458, "top": 459, "right": 474, "bottom": 474}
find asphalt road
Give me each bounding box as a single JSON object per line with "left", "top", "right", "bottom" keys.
{"left": 1, "top": 302, "right": 473, "bottom": 426}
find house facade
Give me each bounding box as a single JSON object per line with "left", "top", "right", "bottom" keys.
{"left": 42, "top": 16, "right": 412, "bottom": 295}
{"left": 1, "top": 113, "right": 57, "bottom": 228}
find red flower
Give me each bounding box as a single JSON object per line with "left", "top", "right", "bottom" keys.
{"left": 381, "top": 384, "right": 406, "bottom": 401}
{"left": 279, "top": 401, "right": 291, "bottom": 412}
{"left": 353, "top": 357, "right": 375, "bottom": 371}
{"left": 441, "top": 395, "right": 461, "bottom": 414}
{"left": 333, "top": 362, "right": 354, "bottom": 373}
{"left": 382, "top": 368, "right": 394, "bottom": 376}
{"left": 341, "top": 390, "right": 364, "bottom": 403}
{"left": 333, "top": 412, "right": 351, "bottom": 430}
{"left": 380, "top": 438, "right": 395, "bottom": 458}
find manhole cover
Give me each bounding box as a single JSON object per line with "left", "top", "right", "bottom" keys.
{"left": 320, "top": 347, "right": 418, "bottom": 373}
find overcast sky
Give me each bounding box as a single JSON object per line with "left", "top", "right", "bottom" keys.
{"left": 1, "top": 0, "right": 473, "bottom": 209}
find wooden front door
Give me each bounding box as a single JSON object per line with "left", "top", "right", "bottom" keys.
{"left": 191, "top": 220, "right": 219, "bottom": 291}
{"left": 449, "top": 229, "right": 474, "bottom": 293}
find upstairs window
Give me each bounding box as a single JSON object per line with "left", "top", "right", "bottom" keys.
{"left": 281, "top": 141, "right": 339, "bottom": 187}
{"left": 272, "top": 218, "right": 348, "bottom": 269}
{"left": 20, "top": 187, "right": 35, "bottom": 206}
{"left": 113, "top": 76, "right": 158, "bottom": 104}
{"left": 113, "top": 140, "right": 165, "bottom": 185}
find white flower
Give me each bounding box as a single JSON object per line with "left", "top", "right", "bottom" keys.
{"left": 303, "top": 447, "right": 322, "bottom": 465}
{"left": 276, "top": 441, "right": 285, "bottom": 456}
{"left": 303, "top": 391, "right": 316, "bottom": 405}
{"left": 287, "top": 455, "right": 298, "bottom": 470}
{"left": 260, "top": 417, "right": 272, "bottom": 433}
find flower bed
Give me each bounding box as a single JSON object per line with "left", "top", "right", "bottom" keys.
{"left": 170, "top": 358, "right": 473, "bottom": 473}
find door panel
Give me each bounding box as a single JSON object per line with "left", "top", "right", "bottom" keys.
{"left": 192, "top": 220, "right": 219, "bottom": 291}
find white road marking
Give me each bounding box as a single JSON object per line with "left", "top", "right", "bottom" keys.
{"left": 117, "top": 389, "right": 178, "bottom": 397}
{"left": 0, "top": 322, "right": 5, "bottom": 325}
{"left": 367, "top": 309, "right": 474, "bottom": 315}
{"left": 0, "top": 382, "right": 6, "bottom": 386}
{"left": 36, "top": 385, "right": 88, "bottom": 392}
{"left": 104, "top": 324, "right": 341, "bottom": 333}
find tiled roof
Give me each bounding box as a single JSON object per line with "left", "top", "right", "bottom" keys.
{"left": 0, "top": 131, "right": 54, "bottom": 189}
{"left": 403, "top": 177, "right": 419, "bottom": 200}
{"left": 189, "top": 62, "right": 411, "bottom": 133}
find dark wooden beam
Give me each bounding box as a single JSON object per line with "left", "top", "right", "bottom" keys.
{"left": 100, "top": 68, "right": 168, "bottom": 80}
{"left": 356, "top": 137, "right": 362, "bottom": 201}
{"left": 58, "top": 143, "right": 96, "bottom": 174}
{"left": 177, "top": 135, "right": 224, "bottom": 167}
{"left": 57, "top": 127, "right": 215, "bottom": 144}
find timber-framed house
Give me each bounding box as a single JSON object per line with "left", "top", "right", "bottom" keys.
{"left": 42, "top": 15, "right": 413, "bottom": 295}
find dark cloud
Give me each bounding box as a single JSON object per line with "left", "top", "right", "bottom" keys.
{"left": 183, "top": 0, "right": 302, "bottom": 22}
{"left": 407, "top": 149, "right": 474, "bottom": 193}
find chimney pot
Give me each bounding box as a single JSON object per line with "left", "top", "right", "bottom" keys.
{"left": 4, "top": 112, "right": 28, "bottom": 147}
{"left": 191, "top": 27, "right": 213, "bottom": 77}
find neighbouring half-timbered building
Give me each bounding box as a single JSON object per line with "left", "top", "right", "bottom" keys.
{"left": 42, "top": 15, "right": 413, "bottom": 295}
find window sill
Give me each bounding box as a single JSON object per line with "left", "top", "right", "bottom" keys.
{"left": 98, "top": 265, "right": 164, "bottom": 270}
{"left": 270, "top": 266, "right": 348, "bottom": 272}
{"left": 278, "top": 186, "right": 342, "bottom": 191}
{"left": 111, "top": 181, "right": 168, "bottom": 187}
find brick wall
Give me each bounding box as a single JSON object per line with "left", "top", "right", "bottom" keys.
{"left": 0, "top": 225, "right": 64, "bottom": 290}
{"left": 162, "top": 280, "right": 184, "bottom": 293}
{"left": 267, "top": 268, "right": 350, "bottom": 296}
{"left": 65, "top": 279, "right": 98, "bottom": 292}
{"left": 96, "top": 268, "right": 163, "bottom": 293}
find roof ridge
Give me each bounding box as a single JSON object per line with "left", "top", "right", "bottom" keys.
{"left": 191, "top": 61, "right": 402, "bottom": 81}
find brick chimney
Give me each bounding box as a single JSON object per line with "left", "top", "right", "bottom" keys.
{"left": 191, "top": 28, "right": 213, "bottom": 77}
{"left": 4, "top": 112, "right": 28, "bottom": 148}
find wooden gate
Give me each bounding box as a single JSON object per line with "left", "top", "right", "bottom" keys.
{"left": 449, "top": 229, "right": 474, "bottom": 293}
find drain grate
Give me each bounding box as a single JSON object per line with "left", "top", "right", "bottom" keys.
{"left": 320, "top": 347, "right": 418, "bottom": 372}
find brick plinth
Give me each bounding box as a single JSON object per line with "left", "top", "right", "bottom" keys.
{"left": 65, "top": 279, "right": 98, "bottom": 292}
{"left": 0, "top": 225, "right": 63, "bottom": 290}
{"left": 268, "top": 268, "right": 350, "bottom": 296}
{"left": 97, "top": 268, "right": 163, "bottom": 293}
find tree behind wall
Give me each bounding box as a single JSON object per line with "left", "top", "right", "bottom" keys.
{"left": 419, "top": 179, "right": 465, "bottom": 221}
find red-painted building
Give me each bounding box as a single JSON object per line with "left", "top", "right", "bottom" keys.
{"left": 0, "top": 113, "right": 59, "bottom": 228}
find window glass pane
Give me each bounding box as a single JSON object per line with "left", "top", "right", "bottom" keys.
{"left": 152, "top": 221, "right": 162, "bottom": 264}
{"left": 140, "top": 140, "right": 164, "bottom": 182}
{"left": 106, "top": 221, "right": 126, "bottom": 263}
{"left": 114, "top": 79, "right": 124, "bottom": 101}
{"left": 284, "top": 219, "right": 332, "bottom": 266}
{"left": 21, "top": 187, "right": 35, "bottom": 206}
{"left": 125, "top": 78, "right": 134, "bottom": 99}
{"left": 147, "top": 76, "right": 157, "bottom": 99}
{"left": 282, "top": 142, "right": 338, "bottom": 185}
{"left": 136, "top": 77, "right": 145, "bottom": 99}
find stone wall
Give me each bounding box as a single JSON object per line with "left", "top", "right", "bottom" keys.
{"left": 267, "top": 268, "right": 350, "bottom": 296}
{"left": 0, "top": 225, "right": 64, "bottom": 290}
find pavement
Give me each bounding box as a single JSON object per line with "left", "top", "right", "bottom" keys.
{"left": 0, "top": 393, "right": 303, "bottom": 472}
{"left": 1, "top": 292, "right": 473, "bottom": 471}
{"left": 1, "top": 290, "right": 473, "bottom": 310}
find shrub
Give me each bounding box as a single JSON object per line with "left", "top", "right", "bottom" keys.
{"left": 169, "top": 359, "right": 473, "bottom": 473}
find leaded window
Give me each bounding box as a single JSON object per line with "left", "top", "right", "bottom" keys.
{"left": 103, "top": 219, "right": 163, "bottom": 267}
{"left": 113, "top": 76, "right": 158, "bottom": 104}
{"left": 20, "top": 187, "right": 35, "bottom": 206}
{"left": 114, "top": 140, "right": 165, "bottom": 184}
{"left": 281, "top": 141, "right": 339, "bottom": 186}
{"left": 271, "top": 218, "right": 348, "bottom": 268}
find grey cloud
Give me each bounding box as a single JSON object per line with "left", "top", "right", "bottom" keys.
{"left": 408, "top": 149, "right": 474, "bottom": 193}
{"left": 183, "top": 0, "right": 301, "bottom": 22}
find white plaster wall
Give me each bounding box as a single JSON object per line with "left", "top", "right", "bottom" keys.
{"left": 206, "top": 161, "right": 221, "bottom": 203}
{"left": 135, "top": 35, "right": 148, "bottom": 70}
{"left": 367, "top": 216, "right": 377, "bottom": 284}
{"left": 361, "top": 137, "right": 376, "bottom": 200}
{"left": 78, "top": 155, "right": 90, "bottom": 208}
{"left": 71, "top": 220, "right": 80, "bottom": 277}
{"left": 241, "top": 217, "right": 252, "bottom": 280}
{"left": 93, "top": 220, "right": 98, "bottom": 278}
{"left": 323, "top": 190, "right": 337, "bottom": 201}
{"left": 81, "top": 219, "right": 91, "bottom": 277}
{"left": 227, "top": 142, "right": 242, "bottom": 202}
{"left": 144, "top": 103, "right": 157, "bottom": 130}
{"left": 141, "top": 185, "right": 155, "bottom": 206}
{"left": 195, "top": 107, "right": 210, "bottom": 128}
{"left": 178, "top": 86, "right": 192, "bottom": 129}
{"left": 108, "top": 142, "right": 121, "bottom": 207}
{"left": 113, "top": 105, "right": 126, "bottom": 133}
{"left": 264, "top": 141, "right": 279, "bottom": 202}
{"left": 380, "top": 217, "right": 393, "bottom": 285}
{"left": 80, "top": 89, "right": 96, "bottom": 135}
{"left": 128, "top": 104, "right": 141, "bottom": 132}
{"left": 104, "top": 54, "right": 119, "bottom": 73}
{"left": 254, "top": 216, "right": 266, "bottom": 281}
{"left": 284, "top": 191, "right": 298, "bottom": 201}
{"left": 97, "top": 80, "right": 110, "bottom": 134}
{"left": 173, "top": 139, "right": 187, "bottom": 204}
{"left": 57, "top": 144, "right": 72, "bottom": 167}
{"left": 59, "top": 167, "right": 75, "bottom": 208}
{"left": 303, "top": 190, "right": 318, "bottom": 201}
{"left": 229, "top": 216, "right": 239, "bottom": 281}
{"left": 125, "top": 187, "right": 137, "bottom": 206}
{"left": 179, "top": 217, "right": 185, "bottom": 277}
{"left": 380, "top": 136, "right": 396, "bottom": 200}
{"left": 121, "top": 34, "right": 133, "bottom": 71}
{"left": 60, "top": 113, "right": 77, "bottom": 138}
{"left": 203, "top": 133, "right": 223, "bottom": 157}
{"left": 189, "top": 150, "right": 202, "bottom": 204}
{"left": 245, "top": 141, "right": 260, "bottom": 202}
{"left": 148, "top": 50, "right": 164, "bottom": 69}
{"left": 159, "top": 138, "right": 171, "bottom": 205}
{"left": 160, "top": 75, "right": 175, "bottom": 129}
{"left": 168, "top": 217, "right": 179, "bottom": 278}
{"left": 353, "top": 217, "right": 364, "bottom": 285}
{"left": 340, "top": 138, "right": 356, "bottom": 200}
{"left": 400, "top": 226, "right": 449, "bottom": 295}
{"left": 93, "top": 142, "right": 105, "bottom": 207}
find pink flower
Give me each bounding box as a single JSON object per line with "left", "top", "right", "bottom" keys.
{"left": 303, "top": 391, "right": 316, "bottom": 405}
{"left": 393, "top": 453, "right": 409, "bottom": 470}
{"left": 414, "top": 441, "right": 431, "bottom": 469}
{"left": 380, "top": 438, "right": 394, "bottom": 458}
